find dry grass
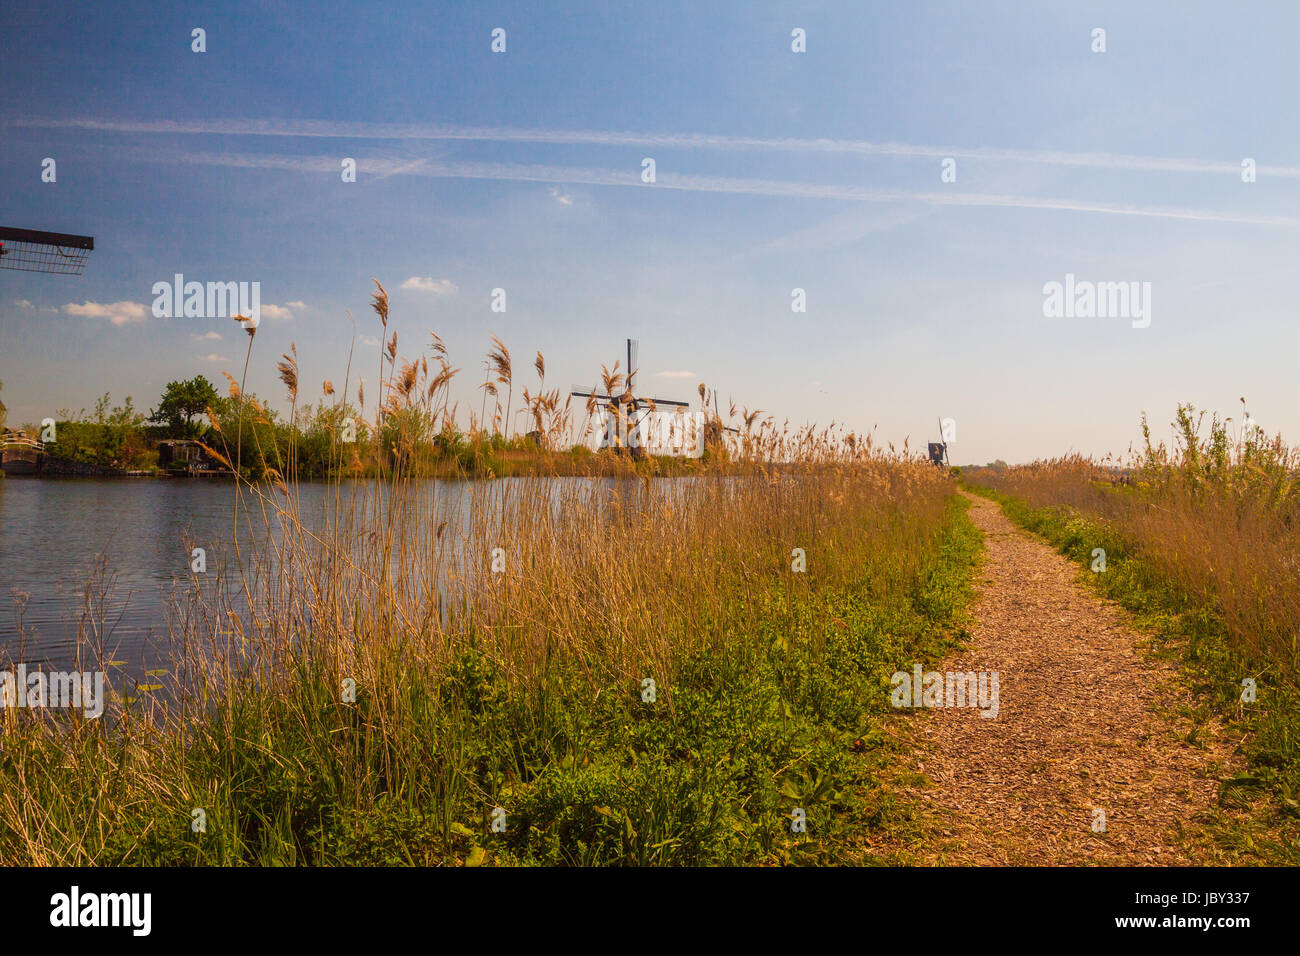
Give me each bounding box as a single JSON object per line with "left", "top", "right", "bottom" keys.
{"left": 966, "top": 404, "right": 1300, "bottom": 685}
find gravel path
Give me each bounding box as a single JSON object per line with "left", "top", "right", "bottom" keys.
{"left": 897, "top": 491, "right": 1230, "bottom": 864}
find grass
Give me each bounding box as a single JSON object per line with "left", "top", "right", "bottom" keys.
{"left": 0, "top": 287, "right": 981, "bottom": 866}
{"left": 0, "top": 474, "right": 979, "bottom": 866}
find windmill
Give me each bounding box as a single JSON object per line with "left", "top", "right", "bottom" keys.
{"left": 0, "top": 225, "right": 95, "bottom": 475}
{"left": 0, "top": 226, "right": 95, "bottom": 276}
{"left": 928, "top": 417, "right": 952, "bottom": 467}
{"left": 571, "top": 339, "right": 695, "bottom": 457}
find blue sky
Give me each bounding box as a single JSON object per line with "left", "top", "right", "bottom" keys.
{"left": 2, "top": 0, "right": 1298, "bottom": 463}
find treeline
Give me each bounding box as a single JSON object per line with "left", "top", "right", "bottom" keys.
{"left": 10, "top": 377, "right": 658, "bottom": 480}
{"left": 9, "top": 385, "right": 593, "bottom": 480}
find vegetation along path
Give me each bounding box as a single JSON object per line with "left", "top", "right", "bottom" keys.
{"left": 896, "top": 490, "right": 1233, "bottom": 864}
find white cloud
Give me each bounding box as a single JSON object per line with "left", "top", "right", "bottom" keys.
{"left": 39, "top": 116, "right": 1300, "bottom": 179}
{"left": 358, "top": 335, "right": 380, "bottom": 347}
{"left": 655, "top": 370, "right": 695, "bottom": 378}
{"left": 262, "top": 303, "right": 294, "bottom": 320}
{"left": 13, "top": 299, "right": 33, "bottom": 310}
{"left": 549, "top": 186, "right": 574, "bottom": 206}
{"left": 194, "top": 331, "right": 222, "bottom": 340}
{"left": 62, "top": 300, "right": 150, "bottom": 326}
{"left": 400, "top": 276, "right": 458, "bottom": 294}
{"left": 203, "top": 353, "right": 230, "bottom": 362}
{"left": 139, "top": 150, "right": 1300, "bottom": 227}
{"left": 286, "top": 300, "right": 308, "bottom": 310}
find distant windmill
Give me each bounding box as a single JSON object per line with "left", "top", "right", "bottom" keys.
{"left": 0, "top": 226, "right": 95, "bottom": 276}
{"left": 571, "top": 339, "right": 693, "bottom": 456}
{"left": 928, "top": 416, "right": 952, "bottom": 467}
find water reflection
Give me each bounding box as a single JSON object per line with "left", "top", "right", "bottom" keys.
{"left": 0, "top": 475, "right": 713, "bottom": 674}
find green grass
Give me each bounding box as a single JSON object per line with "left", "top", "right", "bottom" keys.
{"left": 964, "top": 483, "right": 1300, "bottom": 864}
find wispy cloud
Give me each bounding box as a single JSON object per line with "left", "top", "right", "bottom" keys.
{"left": 22, "top": 116, "right": 1300, "bottom": 179}
{"left": 286, "top": 300, "right": 308, "bottom": 310}
{"left": 129, "top": 149, "right": 1300, "bottom": 227}
{"left": 400, "top": 276, "right": 458, "bottom": 294}
{"left": 748, "top": 205, "right": 928, "bottom": 257}
{"left": 193, "top": 330, "right": 222, "bottom": 341}
{"left": 549, "top": 186, "right": 574, "bottom": 205}
{"left": 262, "top": 303, "right": 294, "bottom": 320}
{"left": 655, "top": 370, "right": 696, "bottom": 378}
{"left": 13, "top": 299, "right": 34, "bottom": 310}
{"left": 202, "top": 353, "right": 230, "bottom": 362}
{"left": 62, "top": 300, "right": 150, "bottom": 326}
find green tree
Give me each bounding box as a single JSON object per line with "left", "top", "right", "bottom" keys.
{"left": 150, "top": 376, "right": 221, "bottom": 437}
{"left": 45, "top": 393, "right": 151, "bottom": 469}
{"left": 211, "top": 391, "right": 282, "bottom": 479}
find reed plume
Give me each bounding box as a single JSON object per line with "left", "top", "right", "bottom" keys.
{"left": 488, "top": 335, "right": 513, "bottom": 438}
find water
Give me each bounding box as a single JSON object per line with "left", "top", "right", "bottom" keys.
{"left": 0, "top": 478, "right": 260, "bottom": 671}
{"left": 0, "top": 475, "right": 683, "bottom": 673}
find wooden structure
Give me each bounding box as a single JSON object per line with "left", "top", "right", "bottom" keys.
{"left": 0, "top": 434, "right": 45, "bottom": 476}
{"left": 158, "top": 439, "right": 221, "bottom": 475}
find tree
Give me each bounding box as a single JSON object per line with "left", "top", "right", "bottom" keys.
{"left": 150, "top": 376, "right": 221, "bottom": 437}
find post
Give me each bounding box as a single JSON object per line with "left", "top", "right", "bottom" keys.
{"left": 627, "top": 339, "right": 638, "bottom": 395}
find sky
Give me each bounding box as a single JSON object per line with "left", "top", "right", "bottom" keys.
{"left": 1, "top": 0, "right": 1297, "bottom": 465}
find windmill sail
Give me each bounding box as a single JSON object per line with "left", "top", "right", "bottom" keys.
{"left": 0, "top": 226, "right": 95, "bottom": 276}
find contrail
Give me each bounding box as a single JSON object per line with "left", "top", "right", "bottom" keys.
{"left": 18, "top": 116, "right": 1300, "bottom": 178}
{"left": 122, "top": 147, "right": 1300, "bottom": 226}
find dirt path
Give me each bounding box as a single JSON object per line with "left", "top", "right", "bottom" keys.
{"left": 895, "top": 491, "right": 1231, "bottom": 865}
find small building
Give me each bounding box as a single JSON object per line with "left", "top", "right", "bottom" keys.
{"left": 1, "top": 432, "right": 45, "bottom": 476}
{"left": 157, "top": 439, "right": 215, "bottom": 474}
